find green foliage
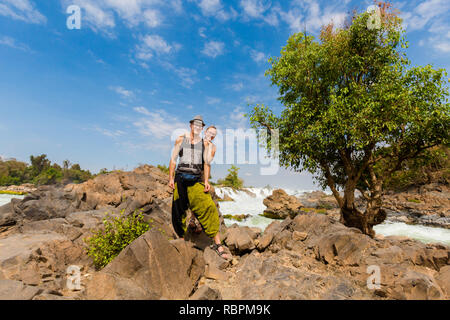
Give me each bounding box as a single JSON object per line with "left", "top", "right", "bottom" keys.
{"left": 84, "top": 209, "right": 151, "bottom": 270}
{"left": 247, "top": 2, "right": 449, "bottom": 214}
{"left": 0, "top": 154, "right": 94, "bottom": 186}
{"left": 217, "top": 165, "right": 244, "bottom": 189}
{"left": 381, "top": 145, "right": 450, "bottom": 191}
{"left": 33, "top": 167, "right": 63, "bottom": 185}
{"left": 157, "top": 164, "right": 170, "bottom": 174}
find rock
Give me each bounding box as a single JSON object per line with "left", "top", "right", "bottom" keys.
{"left": 397, "top": 271, "right": 445, "bottom": 300}
{"left": 32, "top": 293, "right": 73, "bottom": 300}
{"left": 205, "top": 265, "right": 229, "bottom": 281}
{"left": 221, "top": 195, "right": 234, "bottom": 202}
{"left": 262, "top": 189, "right": 303, "bottom": 219}
{"left": 297, "top": 191, "right": 338, "bottom": 209}
{"left": 5, "top": 165, "right": 173, "bottom": 226}
{"left": 257, "top": 221, "right": 282, "bottom": 251}
{"left": 0, "top": 280, "right": 41, "bottom": 300}
{"left": 0, "top": 230, "right": 90, "bottom": 293}
{"left": 381, "top": 184, "right": 450, "bottom": 221}
{"left": 292, "top": 231, "right": 308, "bottom": 241}
{"left": 83, "top": 272, "right": 158, "bottom": 300}
{"left": 435, "top": 266, "right": 450, "bottom": 297}
{"left": 225, "top": 227, "right": 255, "bottom": 254}
{"left": 189, "top": 285, "right": 222, "bottom": 300}
{"left": 204, "top": 246, "right": 231, "bottom": 270}
{"left": 84, "top": 230, "right": 205, "bottom": 300}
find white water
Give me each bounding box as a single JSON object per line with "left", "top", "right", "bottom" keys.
{"left": 215, "top": 186, "right": 317, "bottom": 230}
{"left": 216, "top": 187, "right": 450, "bottom": 246}
{"left": 0, "top": 194, "right": 24, "bottom": 206}
{"left": 374, "top": 222, "right": 450, "bottom": 246}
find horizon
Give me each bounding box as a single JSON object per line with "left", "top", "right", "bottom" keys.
{"left": 1, "top": 0, "right": 449, "bottom": 190}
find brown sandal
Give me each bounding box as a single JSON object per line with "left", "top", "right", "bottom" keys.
{"left": 210, "top": 243, "right": 230, "bottom": 260}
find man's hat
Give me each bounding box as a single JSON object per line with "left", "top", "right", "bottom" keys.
{"left": 189, "top": 115, "right": 205, "bottom": 127}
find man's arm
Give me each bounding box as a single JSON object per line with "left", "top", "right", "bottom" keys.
{"left": 169, "top": 135, "right": 184, "bottom": 189}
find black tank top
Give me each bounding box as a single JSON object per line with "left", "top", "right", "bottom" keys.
{"left": 176, "top": 135, "right": 204, "bottom": 175}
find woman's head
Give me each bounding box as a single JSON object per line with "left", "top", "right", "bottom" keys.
{"left": 205, "top": 126, "right": 217, "bottom": 141}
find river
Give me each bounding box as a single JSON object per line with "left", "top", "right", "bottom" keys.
{"left": 215, "top": 187, "right": 450, "bottom": 246}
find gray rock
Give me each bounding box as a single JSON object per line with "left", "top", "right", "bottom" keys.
{"left": 0, "top": 280, "right": 41, "bottom": 300}
{"left": 84, "top": 230, "right": 205, "bottom": 300}
{"left": 189, "top": 285, "right": 222, "bottom": 300}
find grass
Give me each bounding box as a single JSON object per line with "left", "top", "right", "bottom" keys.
{"left": 407, "top": 198, "right": 421, "bottom": 203}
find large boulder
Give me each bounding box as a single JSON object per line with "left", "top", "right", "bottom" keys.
{"left": 262, "top": 189, "right": 303, "bottom": 219}
{"left": 83, "top": 229, "right": 205, "bottom": 300}
{"left": 224, "top": 227, "right": 256, "bottom": 254}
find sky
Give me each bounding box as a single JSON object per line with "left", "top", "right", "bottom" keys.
{"left": 0, "top": 0, "right": 449, "bottom": 190}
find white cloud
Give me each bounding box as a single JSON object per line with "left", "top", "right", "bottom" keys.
{"left": 202, "top": 40, "right": 225, "bottom": 58}
{"left": 133, "top": 107, "right": 186, "bottom": 139}
{"left": 60, "top": 0, "right": 182, "bottom": 35}
{"left": 190, "top": 0, "right": 237, "bottom": 21}
{"left": 0, "top": 36, "right": 32, "bottom": 52}
{"left": 109, "top": 86, "right": 135, "bottom": 99}
{"left": 250, "top": 49, "right": 267, "bottom": 63}
{"left": 0, "top": 0, "right": 46, "bottom": 24}
{"left": 143, "top": 9, "right": 163, "bottom": 28}
{"left": 95, "top": 126, "right": 126, "bottom": 137}
{"left": 206, "top": 97, "right": 221, "bottom": 105}
{"left": 279, "top": 0, "right": 347, "bottom": 33}
{"left": 401, "top": 0, "right": 450, "bottom": 54}
{"left": 231, "top": 82, "right": 244, "bottom": 91}
{"left": 135, "top": 34, "right": 180, "bottom": 62}
{"left": 230, "top": 106, "right": 248, "bottom": 129}
{"left": 239, "top": 0, "right": 279, "bottom": 26}
{"left": 401, "top": 0, "right": 449, "bottom": 31}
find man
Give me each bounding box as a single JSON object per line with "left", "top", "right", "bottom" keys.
{"left": 169, "top": 116, "right": 229, "bottom": 259}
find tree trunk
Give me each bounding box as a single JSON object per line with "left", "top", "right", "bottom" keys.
{"left": 338, "top": 184, "right": 387, "bottom": 237}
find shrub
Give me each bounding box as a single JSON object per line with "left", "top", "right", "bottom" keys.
{"left": 85, "top": 209, "right": 151, "bottom": 270}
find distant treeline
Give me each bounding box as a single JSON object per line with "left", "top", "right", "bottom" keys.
{"left": 0, "top": 154, "right": 95, "bottom": 186}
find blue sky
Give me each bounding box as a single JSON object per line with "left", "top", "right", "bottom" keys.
{"left": 0, "top": 0, "right": 449, "bottom": 189}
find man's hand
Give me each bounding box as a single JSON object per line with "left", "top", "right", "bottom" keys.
{"left": 203, "top": 181, "right": 211, "bottom": 193}
{"left": 169, "top": 178, "right": 175, "bottom": 190}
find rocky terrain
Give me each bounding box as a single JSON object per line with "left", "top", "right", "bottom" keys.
{"left": 0, "top": 165, "right": 448, "bottom": 300}
{"left": 262, "top": 185, "right": 450, "bottom": 229}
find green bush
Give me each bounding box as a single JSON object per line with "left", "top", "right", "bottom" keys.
{"left": 85, "top": 209, "right": 151, "bottom": 270}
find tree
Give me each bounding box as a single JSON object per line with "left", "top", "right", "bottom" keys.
{"left": 217, "top": 165, "right": 244, "bottom": 189}
{"left": 247, "top": 2, "right": 450, "bottom": 236}
{"left": 30, "top": 154, "right": 51, "bottom": 177}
